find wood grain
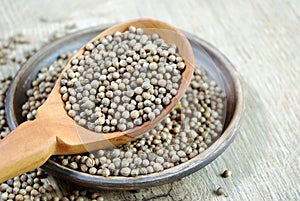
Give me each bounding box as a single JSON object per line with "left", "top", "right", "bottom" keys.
{"left": 0, "top": 0, "right": 299, "bottom": 200}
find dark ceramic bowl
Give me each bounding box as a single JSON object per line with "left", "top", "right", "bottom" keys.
{"left": 5, "top": 25, "right": 243, "bottom": 190}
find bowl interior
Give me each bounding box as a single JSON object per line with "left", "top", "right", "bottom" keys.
{"left": 5, "top": 26, "right": 243, "bottom": 190}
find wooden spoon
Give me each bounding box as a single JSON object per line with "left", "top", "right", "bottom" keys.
{"left": 0, "top": 18, "right": 194, "bottom": 183}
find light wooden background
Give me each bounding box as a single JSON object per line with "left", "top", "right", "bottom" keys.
{"left": 0, "top": 0, "right": 299, "bottom": 200}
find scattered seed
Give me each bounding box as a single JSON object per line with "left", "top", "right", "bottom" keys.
{"left": 215, "top": 187, "right": 227, "bottom": 196}
{"left": 221, "top": 170, "right": 232, "bottom": 178}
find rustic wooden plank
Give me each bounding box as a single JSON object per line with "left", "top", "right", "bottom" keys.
{"left": 0, "top": 0, "right": 299, "bottom": 200}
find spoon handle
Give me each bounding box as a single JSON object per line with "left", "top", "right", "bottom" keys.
{"left": 0, "top": 120, "right": 56, "bottom": 183}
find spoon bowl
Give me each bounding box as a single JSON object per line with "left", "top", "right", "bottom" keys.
{"left": 0, "top": 18, "right": 194, "bottom": 183}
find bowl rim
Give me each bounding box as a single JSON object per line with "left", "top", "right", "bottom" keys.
{"left": 5, "top": 26, "right": 244, "bottom": 190}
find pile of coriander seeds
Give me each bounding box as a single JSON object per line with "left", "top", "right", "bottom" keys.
{"left": 0, "top": 78, "right": 12, "bottom": 140}
{"left": 0, "top": 29, "right": 106, "bottom": 201}
{"left": 22, "top": 50, "right": 225, "bottom": 177}
{"left": 59, "top": 26, "right": 186, "bottom": 133}
{"left": 1, "top": 77, "right": 104, "bottom": 201}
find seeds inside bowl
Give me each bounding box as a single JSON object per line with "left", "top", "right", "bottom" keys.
{"left": 59, "top": 26, "right": 186, "bottom": 133}
{"left": 22, "top": 51, "right": 225, "bottom": 177}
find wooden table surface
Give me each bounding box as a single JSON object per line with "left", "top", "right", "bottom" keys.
{"left": 0, "top": 0, "right": 299, "bottom": 200}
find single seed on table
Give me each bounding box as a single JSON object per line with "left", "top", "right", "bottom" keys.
{"left": 215, "top": 187, "right": 227, "bottom": 196}
{"left": 221, "top": 170, "right": 232, "bottom": 178}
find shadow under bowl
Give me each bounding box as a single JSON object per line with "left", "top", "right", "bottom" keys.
{"left": 5, "top": 25, "right": 243, "bottom": 190}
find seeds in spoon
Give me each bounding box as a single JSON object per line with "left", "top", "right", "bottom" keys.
{"left": 60, "top": 26, "right": 186, "bottom": 133}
